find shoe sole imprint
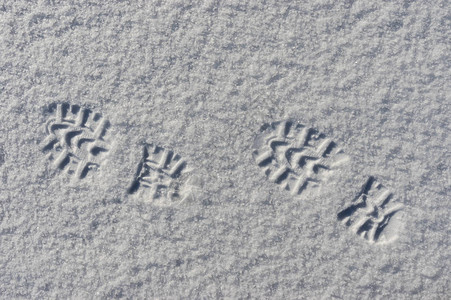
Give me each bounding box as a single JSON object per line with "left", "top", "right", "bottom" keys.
{"left": 252, "top": 120, "right": 349, "bottom": 196}
{"left": 253, "top": 120, "right": 404, "bottom": 244}
{"left": 41, "top": 103, "right": 111, "bottom": 179}
{"left": 337, "top": 176, "right": 404, "bottom": 244}
{"left": 128, "top": 144, "right": 199, "bottom": 207}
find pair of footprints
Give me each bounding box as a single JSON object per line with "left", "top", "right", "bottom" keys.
{"left": 41, "top": 104, "right": 404, "bottom": 244}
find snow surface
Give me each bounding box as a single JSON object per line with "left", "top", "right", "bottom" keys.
{"left": 0, "top": 0, "right": 450, "bottom": 299}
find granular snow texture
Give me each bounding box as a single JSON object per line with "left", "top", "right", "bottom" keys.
{"left": 0, "top": 0, "right": 450, "bottom": 299}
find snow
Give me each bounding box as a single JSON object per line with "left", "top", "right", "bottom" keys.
{"left": 0, "top": 0, "right": 449, "bottom": 298}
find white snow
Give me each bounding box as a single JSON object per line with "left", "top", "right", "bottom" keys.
{"left": 0, "top": 0, "right": 449, "bottom": 298}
